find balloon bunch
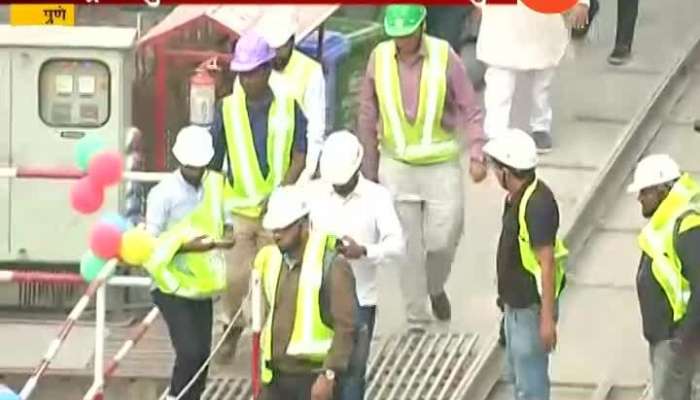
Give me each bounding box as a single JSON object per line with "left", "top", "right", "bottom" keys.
{"left": 69, "top": 135, "right": 156, "bottom": 282}
{"left": 0, "top": 384, "right": 19, "bottom": 400}
{"left": 70, "top": 135, "right": 124, "bottom": 215}
{"left": 80, "top": 213, "right": 156, "bottom": 282}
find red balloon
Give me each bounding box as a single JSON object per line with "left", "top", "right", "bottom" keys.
{"left": 70, "top": 177, "right": 104, "bottom": 214}
{"left": 88, "top": 151, "right": 124, "bottom": 188}
{"left": 89, "top": 221, "right": 123, "bottom": 260}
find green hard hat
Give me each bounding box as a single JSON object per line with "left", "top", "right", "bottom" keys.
{"left": 384, "top": 4, "right": 427, "bottom": 38}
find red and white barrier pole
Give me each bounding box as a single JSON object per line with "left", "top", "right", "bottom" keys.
{"left": 251, "top": 269, "right": 263, "bottom": 399}
{"left": 82, "top": 307, "right": 161, "bottom": 400}
{"left": 18, "top": 259, "right": 118, "bottom": 400}
{"left": 0, "top": 269, "right": 152, "bottom": 287}
{"left": 0, "top": 167, "right": 169, "bottom": 182}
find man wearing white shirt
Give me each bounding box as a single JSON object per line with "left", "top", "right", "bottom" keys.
{"left": 308, "top": 130, "right": 404, "bottom": 400}
{"left": 257, "top": 10, "right": 327, "bottom": 181}
{"left": 477, "top": 1, "right": 590, "bottom": 153}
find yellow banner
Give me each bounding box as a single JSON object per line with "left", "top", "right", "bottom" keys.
{"left": 10, "top": 4, "right": 75, "bottom": 26}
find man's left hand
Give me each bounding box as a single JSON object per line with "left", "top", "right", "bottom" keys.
{"left": 310, "top": 374, "right": 334, "bottom": 400}
{"left": 568, "top": 4, "right": 589, "bottom": 30}
{"left": 469, "top": 159, "right": 487, "bottom": 183}
{"left": 337, "top": 236, "right": 366, "bottom": 260}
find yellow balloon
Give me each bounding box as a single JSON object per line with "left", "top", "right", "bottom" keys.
{"left": 120, "top": 228, "right": 155, "bottom": 266}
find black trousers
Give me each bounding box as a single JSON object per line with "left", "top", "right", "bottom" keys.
{"left": 262, "top": 372, "right": 341, "bottom": 400}
{"left": 426, "top": 6, "right": 470, "bottom": 53}
{"left": 153, "top": 290, "right": 213, "bottom": 400}
{"left": 589, "top": 0, "right": 639, "bottom": 49}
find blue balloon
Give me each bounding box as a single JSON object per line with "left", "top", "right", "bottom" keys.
{"left": 99, "top": 212, "right": 132, "bottom": 233}
{"left": 0, "top": 385, "right": 20, "bottom": 400}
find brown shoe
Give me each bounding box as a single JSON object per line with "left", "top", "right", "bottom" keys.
{"left": 429, "top": 292, "right": 451, "bottom": 321}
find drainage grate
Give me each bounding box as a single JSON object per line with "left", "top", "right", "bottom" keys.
{"left": 202, "top": 377, "right": 252, "bottom": 400}
{"left": 202, "top": 332, "right": 478, "bottom": 400}
{"left": 366, "top": 332, "right": 478, "bottom": 400}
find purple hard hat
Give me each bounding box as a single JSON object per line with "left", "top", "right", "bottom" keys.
{"left": 230, "top": 32, "right": 276, "bottom": 72}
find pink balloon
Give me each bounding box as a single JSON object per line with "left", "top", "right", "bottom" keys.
{"left": 88, "top": 151, "right": 124, "bottom": 188}
{"left": 70, "top": 177, "right": 104, "bottom": 214}
{"left": 89, "top": 221, "right": 123, "bottom": 260}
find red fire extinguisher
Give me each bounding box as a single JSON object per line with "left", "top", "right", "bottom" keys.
{"left": 189, "top": 67, "right": 216, "bottom": 126}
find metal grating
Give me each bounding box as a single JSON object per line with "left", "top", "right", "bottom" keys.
{"left": 202, "top": 377, "right": 253, "bottom": 400}
{"left": 366, "top": 332, "right": 478, "bottom": 400}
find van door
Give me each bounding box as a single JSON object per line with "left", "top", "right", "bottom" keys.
{"left": 10, "top": 49, "right": 122, "bottom": 263}
{"left": 0, "top": 50, "right": 10, "bottom": 261}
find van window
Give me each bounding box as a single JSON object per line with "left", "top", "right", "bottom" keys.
{"left": 39, "top": 59, "right": 110, "bottom": 127}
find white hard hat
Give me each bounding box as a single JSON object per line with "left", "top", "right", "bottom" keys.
{"left": 627, "top": 154, "right": 681, "bottom": 193}
{"left": 262, "top": 185, "right": 310, "bottom": 230}
{"left": 256, "top": 9, "right": 299, "bottom": 48}
{"left": 483, "top": 129, "right": 538, "bottom": 170}
{"left": 320, "top": 130, "right": 364, "bottom": 185}
{"left": 172, "top": 125, "right": 215, "bottom": 168}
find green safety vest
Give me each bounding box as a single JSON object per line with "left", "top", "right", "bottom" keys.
{"left": 272, "top": 50, "right": 322, "bottom": 112}
{"left": 222, "top": 81, "right": 295, "bottom": 218}
{"left": 374, "top": 35, "right": 459, "bottom": 165}
{"left": 254, "top": 231, "right": 337, "bottom": 384}
{"left": 638, "top": 173, "right": 700, "bottom": 322}
{"left": 519, "top": 179, "right": 568, "bottom": 298}
{"left": 143, "top": 171, "right": 227, "bottom": 299}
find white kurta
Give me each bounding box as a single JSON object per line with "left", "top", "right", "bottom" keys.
{"left": 476, "top": 0, "right": 588, "bottom": 71}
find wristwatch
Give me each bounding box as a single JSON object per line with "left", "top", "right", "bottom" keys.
{"left": 323, "top": 369, "right": 336, "bottom": 381}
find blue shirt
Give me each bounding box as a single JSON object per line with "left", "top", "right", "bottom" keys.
{"left": 146, "top": 170, "right": 232, "bottom": 237}
{"left": 209, "top": 93, "right": 308, "bottom": 180}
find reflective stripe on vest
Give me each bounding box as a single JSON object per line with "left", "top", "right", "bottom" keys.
{"left": 638, "top": 174, "right": 700, "bottom": 322}
{"left": 374, "top": 35, "right": 459, "bottom": 165}
{"left": 255, "top": 231, "right": 336, "bottom": 384}
{"left": 222, "top": 81, "right": 295, "bottom": 218}
{"left": 272, "top": 50, "right": 321, "bottom": 111}
{"left": 143, "top": 171, "right": 227, "bottom": 299}
{"left": 518, "top": 179, "right": 568, "bottom": 298}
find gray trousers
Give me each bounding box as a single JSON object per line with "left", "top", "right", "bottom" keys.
{"left": 650, "top": 340, "right": 700, "bottom": 400}
{"left": 378, "top": 156, "right": 464, "bottom": 322}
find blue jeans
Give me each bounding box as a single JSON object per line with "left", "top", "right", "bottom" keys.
{"left": 339, "top": 306, "right": 376, "bottom": 400}
{"left": 504, "top": 304, "right": 551, "bottom": 400}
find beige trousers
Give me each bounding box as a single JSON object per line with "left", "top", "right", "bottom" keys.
{"left": 217, "top": 214, "right": 274, "bottom": 328}
{"left": 379, "top": 156, "right": 465, "bottom": 322}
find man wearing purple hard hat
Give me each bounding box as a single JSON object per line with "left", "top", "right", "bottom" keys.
{"left": 208, "top": 31, "right": 309, "bottom": 365}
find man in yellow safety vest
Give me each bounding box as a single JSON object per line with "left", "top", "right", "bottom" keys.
{"left": 207, "top": 32, "right": 309, "bottom": 363}
{"left": 357, "top": 4, "right": 487, "bottom": 329}
{"left": 145, "top": 125, "right": 234, "bottom": 400}
{"left": 627, "top": 154, "right": 700, "bottom": 400}
{"left": 254, "top": 185, "right": 356, "bottom": 400}
{"left": 257, "top": 10, "right": 327, "bottom": 181}
{"left": 483, "top": 128, "right": 568, "bottom": 400}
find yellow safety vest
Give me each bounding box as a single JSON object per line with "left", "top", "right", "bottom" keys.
{"left": 271, "top": 50, "right": 322, "bottom": 112}
{"left": 639, "top": 173, "right": 700, "bottom": 322}
{"left": 222, "top": 82, "right": 295, "bottom": 218}
{"left": 254, "top": 231, "right": 337, "bottom": 384}
{"left": 374, "top": 35, "right": 459, "bottom": 165}
{"left": 143, "top": 171, "right": 227, "bottom": 299}
{"left": 518, "top": 179, "right": 568, "bottom": 298}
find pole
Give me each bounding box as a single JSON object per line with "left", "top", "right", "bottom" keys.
{"left": 251, "top": 269, "right": 262, "bottom": 399}
{"left": 93, "top": 284, "right": 106, "bottom": 400}
{"left": 0, "top": 167, "right": 169, "bottom": 182}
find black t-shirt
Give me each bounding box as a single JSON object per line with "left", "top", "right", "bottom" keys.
{"left": 637, "top": 223, "right": 700, "bottom": 345}
{"left": 496, "top": 178, "right": 561, "bottom": 308}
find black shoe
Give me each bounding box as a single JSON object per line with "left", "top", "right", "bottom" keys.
{"left": 693, "top": 119, "right": 700, "bottom": 132}
{"left": 430, "top": 291, "right": 451, "bottom": 321}
{"left": 531, "top": 131, "right": 553, "bottom": 154}
{"left": 608, "top": 47, "right": 632, "bottom": 66}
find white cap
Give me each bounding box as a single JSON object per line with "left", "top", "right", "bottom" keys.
{"left": 256, "top": 9, "right": 299, "bottom": 48}
{"left": 483, "top": 129, "right": 538, "bottom": 170}
{"left": 320, "top": 130, "right": 364, "bottom": 185}
{"left": 262, "top": 185, "right": 310, "bottom": 230}
{"left": 172, "top": 125, "right": 214, "bottom": 168}
{"left": 627, "top": 154, "right": 681, "bottom": 193}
